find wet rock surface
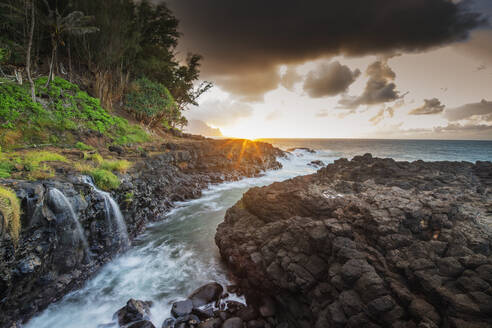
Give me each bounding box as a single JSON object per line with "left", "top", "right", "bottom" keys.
{"left": 153, "top": 282, "right": 287, "bottom": 328}
{"left": 308, "top": 160, "right": 324, "bottom": 168}
{"left": 216, "top": 154, "right": 492, "bottom": 328}
{"left": 286, "top": 147, "right": 316, "bottom": 154}
{"left": 0, "top": 139, "right": 284, "bottom": 327}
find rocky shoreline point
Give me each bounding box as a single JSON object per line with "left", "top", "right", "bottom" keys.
{"left": 0, "top": 138, "right": 284, "bottom": 327}
{"left": 109, "top": 282, "right": 286, "bottom": 328}
{"left": 216, "top": 154, "right": 492, "bottom": 328}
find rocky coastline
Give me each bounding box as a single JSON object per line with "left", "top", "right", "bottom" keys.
{"left": 112, "top": 282, "right": 287, "bottom": 328}
{"left": 0, "top": 138, "right": 284, "bottom": 326}
{"left": 216, "top": 154, "right": 492, "bottom": 328}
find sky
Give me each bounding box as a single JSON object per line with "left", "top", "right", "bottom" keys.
{"left": 168, "top": 0, "right": 492, "bottom": 140}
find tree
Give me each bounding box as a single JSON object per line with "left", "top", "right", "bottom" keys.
{"left": 0, "top": 0, "right": 27, "bottom": 81}
{"left": 26, "top": 0, "right": 35, "bottom": 101}
{"left": 170, "top": 54, "right": 213, "bottom": 111}
{"left": 41, "top": 0, "right": 99, "bottom": 86}
{"left": 124, "top": 77, "right": 182, "bottom": 128}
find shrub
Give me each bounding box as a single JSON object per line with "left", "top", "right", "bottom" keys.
{"left": 0, "top": 161, "right": 13, "bottom": 178}
{"left": 0, "top": 186, "right": 21, "bottom": 243}
{"left": 89, "top": 169, "right": 120, "bottom": 191}
{"left": 84, "top": 152, "right": 103, "bottom": 165}
{"left": 100, "top": 160, "right": 132, "bottom": 173}
{"left": 125, "top": 77, "right": 183, "bottom": 128}
{"left": 75, "top": 142, "right": 94, "bottom": 151}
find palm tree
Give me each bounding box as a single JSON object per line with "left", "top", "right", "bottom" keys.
{"left": 42, "top": 0, "right": 99, "bottom": 86}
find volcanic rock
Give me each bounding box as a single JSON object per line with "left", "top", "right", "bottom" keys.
{"left": 308, "top": 160, "right": 325, "bottom": 167}
{"left": 188, "top": 282, "right": 224, "bottom": 307}
{"left": 216, "top": 154, "right": 492, "bottom": 328}
{"left": 171, "top": 300, "right": 193, "bottom": 318}
{"left": 113, "top": 299, "right": 152, "bottom": 326}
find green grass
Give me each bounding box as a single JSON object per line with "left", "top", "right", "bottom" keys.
{"left": 0, "top": 150, "right": 67, "bottom": 180}
{"left": 23, "top": 151, "right": 67, "bottom": 166}
{"left": 84, "top": 152, "right": 103, "bottom": 165}
{"left": 88, "top": 169, "right": 121, "bottom": 191}
{"left": 0, "top": 161, "right": 13, "bottom": 178}
{"left": 75, "top": 155, "right": 131, "bottom": 189}
{"left": 100, "top": 159, "right": 132, "bottom": 173}
{"left": 0, "top": 186, "right": 21, "bottom": 243}
{"left": 0, "top": 77, "right": 150, "bottom": 149}
{"left": 75, "top": 142, "right": 94, "bottom": 151}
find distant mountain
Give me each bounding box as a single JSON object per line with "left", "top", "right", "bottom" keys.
{"left": 185, "top": 120, "right": 223, "bottom": 137}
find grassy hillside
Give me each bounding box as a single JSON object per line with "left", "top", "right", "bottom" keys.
{"left": 0, "top": 77, "right": 156, "bottom": 191}
{"left": 0, "top": 77, "right": 149, "bottom": 150}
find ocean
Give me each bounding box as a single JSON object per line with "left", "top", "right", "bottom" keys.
{"left": 259, "top": 138, "right": 492, "bottom": 162}
{"left": 25, "top": 139, "right": 491, "bottom": 328}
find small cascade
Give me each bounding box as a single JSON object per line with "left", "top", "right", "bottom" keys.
{"left": 48, "top": 188, "right": 91, "bottom": 257}
{"left": 81, "top": 176, "right": 130, "bottom": 247}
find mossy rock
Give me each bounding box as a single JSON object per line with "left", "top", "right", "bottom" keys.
{"left": 0, "top": 186, "right": 21, "bottom": 243}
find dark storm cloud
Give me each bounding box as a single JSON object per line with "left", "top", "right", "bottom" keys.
{"left": 409, "top": 98, "right": 446, "bottom": 115}
{"left": 214, "top": 68, "right": 281, "bottom": 102}
{"left": 303, "top": 62, "right": 360, "bottom": 98}
{"left": 339, "top": 59, "right": 402, "bottom": 109}
{"left": 454, "top": 29, "right": 492, "bottom": 65}
{"left": 168, "top": 0, "right": 485, "bottom": 98}
{"left": 444, "top": 99, "right": 492, "bottom": 121}
{"left": 280, "top": 66, "right": 302, "bottom": 91}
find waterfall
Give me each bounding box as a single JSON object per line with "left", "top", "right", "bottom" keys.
{"left": 81, "top": 176, "right": 130, "bottom": 247}
{"left": 48, "top": 188, "right": 91, "bottom": 257}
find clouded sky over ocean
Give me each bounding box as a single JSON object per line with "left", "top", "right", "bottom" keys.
{"left": 167, "top": 0, "right": 492, "bottom": 139}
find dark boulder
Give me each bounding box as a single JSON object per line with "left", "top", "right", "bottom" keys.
{"left": 222, "top": 317, "right": 243, "bottom": 328}
{"left": 113, "top": 299, "right": 152, "bottom": 327}
{"left": 174, "top": 314, "right": 200, "bottom": 326}
{"left": 171, "top": 299, "right": 193, "bottom": 318}
{"left": 286, "top": 147, "right": 316, "bottom": 153}
{"left": 197, "top": 318, "right": 222, "bottom": 328}
{"left": 188, "top": 282, "right": 223, "bottom": 307}
{"left": 236, "top": 306, "right": 258, "bottom": 321}
{"left": 109, "top": 145, "right": 124, "bottom": 155}
{"left": 192, "top": 307, "right": 214, "bottom": 320}
{"left": 126, "top": 321, "right": 156, "bottom": 328}
{"left": 161, "top": 318, "right": 175, "bottom": 328}
{"left": 308, "top": 160, "right": 325, "bottom": 167}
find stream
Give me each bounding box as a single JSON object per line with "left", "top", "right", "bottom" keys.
{"left": 26, "top": 150, "right": 328, "bottom": 328}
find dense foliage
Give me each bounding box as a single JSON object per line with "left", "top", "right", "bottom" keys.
{"left": 0, "top": 77, "right": 149, "bottom": 148}
{"left": 0, "top": 0, "right": 210, "bottom": 129}
{"left": 125, "top": 78, "right": 186, "bottom": 128}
